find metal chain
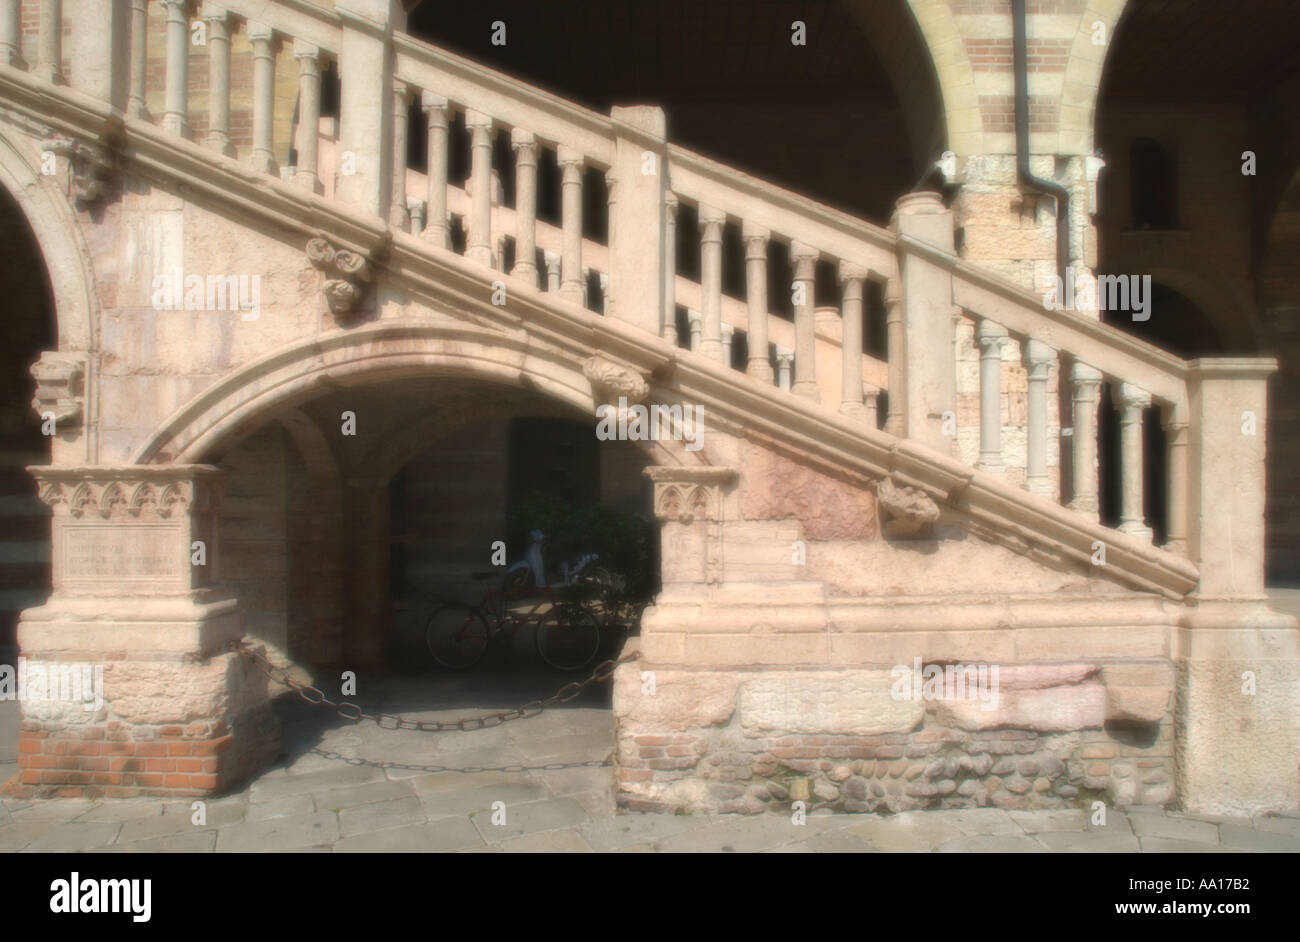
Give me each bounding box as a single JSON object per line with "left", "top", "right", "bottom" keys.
{"left": 228, "top": 639, "right": 638, "bottom": 733}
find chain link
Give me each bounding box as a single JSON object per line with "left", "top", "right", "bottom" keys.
{"left": 307, "top": 746, "right": 612, "bottom": 775}
{"left": 229, "top": 639, "right": 639, "bottom": 733}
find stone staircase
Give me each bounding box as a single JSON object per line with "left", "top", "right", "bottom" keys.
{"left": 0, "top": 0, "right": 1295, "bottom": 817}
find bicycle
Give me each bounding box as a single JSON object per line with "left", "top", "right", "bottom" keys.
{"left": 425, "top": 540, "right": 606, "bottom": 672}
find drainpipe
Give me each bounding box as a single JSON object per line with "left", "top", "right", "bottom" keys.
{"left": 1012, "top": 0, "right": 1070, "bottom": 284}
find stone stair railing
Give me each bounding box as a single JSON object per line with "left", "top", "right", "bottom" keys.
{"left": 0, "top": 0, "right": 1281, "bottom": 602}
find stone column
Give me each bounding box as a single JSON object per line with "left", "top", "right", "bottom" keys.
{"left": 557, "top": 146, "right": 584, "bottom": 304}
{"left": 974, "top": 320, "right": 1008, "bottom": 473}
{"left": 697, "top": 203, "right": 725, "bottom": 361}
{"left": 510, "top": 127, "right": 539, "bottom": 282}
{"left": 544, "top": 250, "right": 560, "bottom": 293}
{"left": 790, "top": 241, "right": 819, "bottom": 400}
{"left": 420, "top": 93, "right": 449, "bottom": 248}
{"left": 607, "top": 105, "right": 667, "bottom": 334}
{"left": 389, "top": 82, "right": 411, "bottom": 230}
{"left": 1117, "top": 382, "right": 1152, "bottom": 541}
{"left": 127, "top": 0, "right": 148, "bottom": 118}
{"left": 38, "top": 0, "right": 64, "bottom": 85}
{"left": 291, "top": 40, "right": 322, "bottom": 189}
{"left": 67, "top": 0, "right": 128, "bottom": 107}
{"left": 203, "top": 6, "right": 236, "bottom": 156}
{"left": 743, "top": 222, "right": 771, "bottom": 382}
{"left": 891, "top": 192, "right": 956, "bottom": 449}
{"left": 1068, "top": 361, "right": 1102, "bottom": 521}
{"left": 1023, "top": 339, "right": 1055, "bottom": 496}
{"left": 1162, "top": 401, "right": 1189, "bottom": 556}
{"left": 687, "top": 310, "right": 702, "bottom": 353}
{"left": 335, "top": 0, "right": 404, "bottom": 217}
{"left": 0, "top": 0, "right": 20, "bottom": 66}
{"left": 599, "top": 272, "right": 610, "bottom": 316}
{"left": 248, "top": 21, "right": 277, "bottom": 174}
{"left": 775, "top": 347, "right": 793, "bottom": 391}
{"left": 884, "top": 282, "right": 904, "bottom": 436}
{"left": 408, "top": 198, "right": 425, "bottom": 234}
{"left": 839, "top": 263, "right": 867, "bottom": 420}
{"left": 863, "top": 385, "right": 881, "bottom": 429}
{"left": 16, "top": 466, "right": 278, "bottom": 797}
{"left": 663, "top": 193, "right": 679, "bottom": 344}
{"left": 721, "top": 323, "right": 734, "bottom": 367}
{"left": 160, "top": 0, "right": 190, "bottom": 135}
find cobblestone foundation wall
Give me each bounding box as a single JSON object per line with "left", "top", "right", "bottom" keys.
{"left": 613, "top": 661, "right": 1176, "bottom": 815}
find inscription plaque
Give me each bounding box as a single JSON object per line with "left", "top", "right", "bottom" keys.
{"left": 62, "top": 525, "right": 183, "bottom": 581}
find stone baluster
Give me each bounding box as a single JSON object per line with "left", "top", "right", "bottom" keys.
{"left": 1068, "top": 361, "right": 1102, "bottom": 521}
{"left": 721, "top": 323, "right": 734, "bottom": 367}
{"left": 884, "top": 282, "right": 904, "bottom": 436}
{"left": 420, "top": 93, "right": 449, "bottom": 248}
{"left": 544, "top": 250, "right": 561, "bottom": 293}
{"left": 389, "top": 83, "right": 411, "bottom": 231}
{"left": 38, "top": 0, "right": 63, "bottom": 85}
{"left": 160, "top": 0, "right": 190, "bottom": 135}
{"left": 863, "top": 385, "right": 881, "bottom": 429}
{"left": 0, "top": 0, "right": 20, "bottom": 67}
{"left": 408, "top": 199, "right": 426, "bottom": 233}
{"left": 464, "top": 110, "right": 494, "bottom": 264}
{"left": 127, "top": 0, "right": 148, "bottom": 118}
{"left": 603, "top": 172, "right": 618, "bottom": 315}
{"left": 1118, "top": 382, "right": 1153, "bottom": 541}
{"left": 291, "top": 40, "right": 322, "bottom": 188}
{"left": 581, "top": 266, "right": 591, "bottom": 308}
{"left": 1162, "top": 402, "right": 1189, "bottom": 555}
{"left": 790, "top": 242, "right": 819, "bottom": 399}
{"left": 839, "top": 262, "right": 868, "bottom": 420}
{"left": 775, "top": 347, "right": 794, "bottom": 391}
{"left": 491, "top": 169, "right": 507, "bottom": 271}
{"left": 1023, "top": 339, "right": 1055, "bottom": 496}
{"left": 202, "top": 6, "right": 235, "bottom": 155}
{"left": 248, "top": 21, "right": 278, "bottom": 174}
{"left": 743, "top": 222, "right": 772, "bottom": 382}
{"left": 663, "top": 194, "right": 679, "bottom": 344}
{"left": 975, "top": 319, "right": 1008, "bottom": 473}
{"left": 698, "top": 203, "right": 725, "bottom": 361}
{"left": 598, "top": 273, "right": 610, "bottom": 315}
{"left": 557, "top": 146, "right": 584, "bottom": 304}
{"left": 510, "top": 128, "right": 539, "bottom": 283}
{"left": 687, "top": 310, "right": 702, "bottom": 353}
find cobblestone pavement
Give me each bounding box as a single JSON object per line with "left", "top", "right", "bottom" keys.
{"left": 2, "top": 665, "right": 1298, "bottom": 853}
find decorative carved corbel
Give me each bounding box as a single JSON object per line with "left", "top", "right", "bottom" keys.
{"left": 877, "top": 476, "right": 942, "bottom": 540}
{"left": 645, "top": 466, "right": 737, "bottom": 585}
{"left": 307, "top": 234, "right": 378, "bottom": 319}
{"left": 582, "top": 355, "right": 649, "bottom": 406}
{"left": 29, "top": 351, "right": 86, "bottom": 428}
{"left": 43, "top": 117, "right": 123, "bottom": 206}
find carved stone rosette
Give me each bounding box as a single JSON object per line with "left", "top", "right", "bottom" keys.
{"left": 877, "top": 476, "right": 942, "bottom": 540}
{"left": 645, "top": 466, "right": 736, "bottom": 585}
{"left": 29, "top": 351, "right": 86, "bottom": 428}
{"left": 307, "top": 235, "right": 376, "bottom": 320}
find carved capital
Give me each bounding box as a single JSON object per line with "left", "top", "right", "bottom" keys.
{"left": 29, "top": 351, "right": 86, "bottom": 428}
{"left": 644, "top": 466, "right": 736, "bottom": 523}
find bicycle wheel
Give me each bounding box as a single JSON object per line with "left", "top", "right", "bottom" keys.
{"left": 426, "top": 603, "right": 491, "bottom": 670}
{"left": 535, "top": 602, "right": 602, "bottom": 672}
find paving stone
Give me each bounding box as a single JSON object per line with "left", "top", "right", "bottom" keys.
{"left": 118, "top": 800, "right": 245, "bottom": 842}
{"left": 246, "top": 794, "right": 315, "bottom": 822}
{"left": 0, "top": 821, "right": 65, "bottom": 852}
{"left": 335, "top": 818, "right": 484, "bottom": 852}
{"left": 1034, "top": 830, "right": 1141, "bottom": 852}
{"left": 929, "top": 808, "right": 1024, "bottom": 836}
{"left": 935, "top": 834, "right": 1047, "bottom": 852}
{"left": 8, "top": 799, "right": 98, "bottom": 823}
{"left": 1218, "top": 823, "right": 1300, "bottom": 852}
{"left": 796, "top": 829, "right": 881, "bottom": 853}
{"left": 1253, "top": 815, "right": 1300, "bottom": 838}
{"left": 1008, "top": 809, "right": 1088, "bottom": 834}
{"left": 20, "top": 821, "right": 123, "bottom": 852}
{"left": 1127, "top": 812, "right": 1219, "bottom": 844}
{"left": 415, "top": 777, "right": 550, "bottom": 817}
{"left": 215, "top": 812, "right": 340, "bottom": 852}
{"left": 498, "top": 829, "right": 594, "bottom": 853}
{"left": 654, "top": 814, "right": 814, "bottom": 853}
{"left": 1138, "top": 837, "right": 1251, "bottom": 853}
{"left": 845, "top": 813, "right": 967, "bottom": 853}
{"left": 578, "top": 812, "right": 697, "bottom": 851}
{"left": 533, "top": 766, "right": 613, "bottom": 797}
{"left": 313, "top": 779, "right": 416, "bottom": 812}
{"left": 338, "top": 797, "right": 427, "bottom": 837}
{"left": 471, "top": 797, "right": 591, "bottom": 843}
{"left": 88, "top": 830, "right": 219, "bottom": 853}
{"left": 71, "top": 799, "right": 164, "bottom": 823}
{"left": 248, "top": 765, "right": 385, "bottom": 802}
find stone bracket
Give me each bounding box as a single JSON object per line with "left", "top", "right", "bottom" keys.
{"left": 646, "top": 466, "right": 737, "bottom": 585}
{"left": 42, "top": 116, "right": 124, "bottom": 206}
{"left": 582, "top": 354, "right": 650, "bottom": 406}
{"left": 29, "top": 351, "right": 86, "bottom": 428}
{"left": 877, "top": 474, "right": 941, "bottom": 540}
{"left": 306, "top": 233, "right": 383, "bottom": 319}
